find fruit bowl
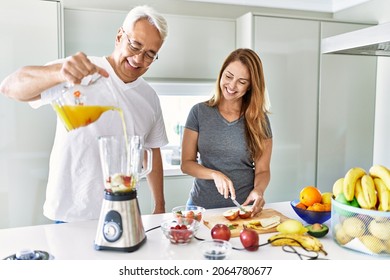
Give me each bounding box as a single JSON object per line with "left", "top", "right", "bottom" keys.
{"left": 290, "top": 199, "right": 331, "bottom": 224}
{"left": 172, "top": 205, "right": 206, "bottom": 222}
{"left": 161, "top": 217, "right": 200, "bottom": 245}
{"left": 199, "top": 239, "right": 232, "bottom": 260}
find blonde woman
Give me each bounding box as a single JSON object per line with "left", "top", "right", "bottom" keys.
{"left": 181, "top": 48, "right": 273, "bottom": 217}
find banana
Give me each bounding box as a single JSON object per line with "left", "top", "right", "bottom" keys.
{"left": 268, "top": 233, "right": 327, "bottom": 255}
{"left": 360, "top": 174, "right": 377, "bottom": 209}
{"left": 369, "top": 164, "right": 390, "bottom": 192}
{"left": 342, "top": 216, "right": 366, "bottom": 238}
{"left": 343, "top": 167, "right": 366, "bottom": 201}
{"left": 332, "top": 177, "right": 344, "bottom": 197}
{"left": 355, "top": 178, "right": 371, "bottom": 209}
{"left": 359, "top": 235, "right": 386, "bottom": 254}
{"left": 368, "top": 219, "right": 390, "bottom": 240}
{"left": 373, "top": 177, "right": 390, "bottom": 211}
{"left": 334, "top": 223, "right": 353, "bottom": 245}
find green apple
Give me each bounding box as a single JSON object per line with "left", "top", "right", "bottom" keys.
{"left": 334, "top": 193, "right": 360, "bottom": 217}
{"left": 335, "top": 193, "right": 359, "bottom": 207}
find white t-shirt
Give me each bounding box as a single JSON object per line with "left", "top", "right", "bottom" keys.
{"left": 33, "top": 56, "right": 168, "bottom": 222}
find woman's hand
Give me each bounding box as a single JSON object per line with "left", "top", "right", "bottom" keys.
{"left": 211, "top": 171, "right": 236, "bottom": 199}
{"left": 243, "top": 189, "right": 265, "bottom": 217}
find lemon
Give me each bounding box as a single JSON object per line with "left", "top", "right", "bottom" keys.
{"left": 321, "top": 192, "right": 333, "bottom": 204}
{"left": 276, "top": 219, "right": 308, "bottom": 235}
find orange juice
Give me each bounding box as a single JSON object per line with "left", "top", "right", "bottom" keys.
{"left": 53, "top": 104, "right": 121, "bottom": 131}
{"left": 53, "top": 103, "right": 129, "bottom": 154}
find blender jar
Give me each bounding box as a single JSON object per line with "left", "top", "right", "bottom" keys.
{"left": 98, "top": 135, "right": 152, "bottom": 194}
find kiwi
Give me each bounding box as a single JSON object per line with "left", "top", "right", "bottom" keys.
{"left": 305, "top": 223, "right": 329, "bottom": 238}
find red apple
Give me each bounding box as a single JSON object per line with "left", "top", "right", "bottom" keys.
{"left": 238, "top": 206, "right": 252, "bottom": 219}
{"left": 223, "top": 209, "right": 239, "bottom": 221}
{"left": 240, "top": 227, "right": 259, "bottom": 251}
{"left": 211, "top": 224, "right": 231, "bottom": 241}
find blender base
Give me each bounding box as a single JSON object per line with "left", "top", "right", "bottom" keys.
{"left": 94, "top": 236, "right": 147, "bottom": 252}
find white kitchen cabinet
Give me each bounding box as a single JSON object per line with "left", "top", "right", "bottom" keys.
{"left": 64, "top": 9, "right": 235, "bottom": 80}
{"left": 0, "top": 0, "right": 62, "bottom": 228}
{"left": 317, "top": 22, "right": 377, "bottom": 191}
{"left": 251, "top": 16, "right": 320, "bottom": 202}
{"left": 373, "top": 58, "right": 390, "bottom": 167}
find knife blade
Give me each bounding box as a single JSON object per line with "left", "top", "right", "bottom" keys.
{"left": 231, "top": 197, "right": 246, "bottom": 212}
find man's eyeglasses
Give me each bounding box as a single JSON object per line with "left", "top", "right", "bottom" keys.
{"left": 121, "top": 27, "right": 158, "bottom": 63}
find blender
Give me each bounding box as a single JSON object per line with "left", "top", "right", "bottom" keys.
{"left": 94, "top": 135, "right": 152, "bottom": 252}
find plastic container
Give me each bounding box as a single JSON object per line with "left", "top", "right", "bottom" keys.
{"left": 331, "top": 198, "right": 390, "bottom": 257}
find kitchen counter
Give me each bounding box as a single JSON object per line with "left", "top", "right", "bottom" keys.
{"left": 0, "top": 201, "right": 386, "bottom": 260}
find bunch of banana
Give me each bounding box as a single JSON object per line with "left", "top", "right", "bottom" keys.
{"left": 268, "top": 233, "right": 327, "bottom": 255}
{"left": 335, "top": 165, "right": 390, "bottom": 211}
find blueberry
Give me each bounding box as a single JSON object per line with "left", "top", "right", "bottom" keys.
{"left": 204, "top": 250, "right": 225, "bottom": 260}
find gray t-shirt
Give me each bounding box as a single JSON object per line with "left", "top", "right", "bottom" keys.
{"left": 185, "top": 102, "right": 272, "bottom": 209}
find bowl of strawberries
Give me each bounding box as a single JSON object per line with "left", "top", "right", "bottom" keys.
{"left": 161, "top": 217, "right": 200, "bottom": 245}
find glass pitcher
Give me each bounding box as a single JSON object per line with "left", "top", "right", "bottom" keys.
{"left": 52, "top": 74, "right": 119, "bottom": 131}
{"left": 98, "top": 135, "right": 152, "bottom": 193}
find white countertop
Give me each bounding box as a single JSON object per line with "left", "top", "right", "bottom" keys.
{"left": 0, "top": 201, "right": 386, "bottom": 260}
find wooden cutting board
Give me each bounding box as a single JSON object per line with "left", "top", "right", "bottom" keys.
{"left": 203, "top": 208, "right": 291, "bottom": 237}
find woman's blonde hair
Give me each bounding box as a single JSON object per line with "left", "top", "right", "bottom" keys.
{"left": 207, "top": 48, "right": 271, "bottom": 161}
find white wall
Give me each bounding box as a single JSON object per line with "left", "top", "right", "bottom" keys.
{"left": 373, "top": 58, "right": 390, "bottom": 166}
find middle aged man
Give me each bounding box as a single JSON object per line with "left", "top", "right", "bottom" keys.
{"left": 0, "top": 5, "right": 169, "bottom": 222}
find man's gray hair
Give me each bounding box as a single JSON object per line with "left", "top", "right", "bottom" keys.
{"left": 122, "top": 5, "right": 168, "bottom": 42}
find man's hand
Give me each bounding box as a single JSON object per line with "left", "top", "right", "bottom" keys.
{"left": 60, "top": 52, "right": 109, "bottom": 85}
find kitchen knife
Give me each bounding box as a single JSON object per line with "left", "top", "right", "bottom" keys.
{"left": 231, "top": 197, "right": 246, "bottom": 212}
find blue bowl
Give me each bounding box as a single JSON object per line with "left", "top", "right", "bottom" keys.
{"left": 290, "top": 199, "right": 331, "bottom": 224}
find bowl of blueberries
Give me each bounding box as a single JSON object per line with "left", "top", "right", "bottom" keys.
{"left": 199, "top": 239, "right": 232, "bottom": 260}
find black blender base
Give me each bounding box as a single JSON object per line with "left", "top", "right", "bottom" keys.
{"left": 94, "top": 236, "right": 147, "bottom": 252}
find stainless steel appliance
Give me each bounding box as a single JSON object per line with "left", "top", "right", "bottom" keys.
{"left": 94, "top": 135, "right": 152, "bottom": 252}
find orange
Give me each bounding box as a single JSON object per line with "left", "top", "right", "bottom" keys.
{"left": 323, "top": 203, "right": 331, "bottom": 211}
{"left": 310, "top": 202, "right": 326, "bottom": 212}
{"left": 295, "top": 202, "right": 307, "bottom": 210}
{"left": 299, "top": 186, "right": 322, "bottom": 207}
